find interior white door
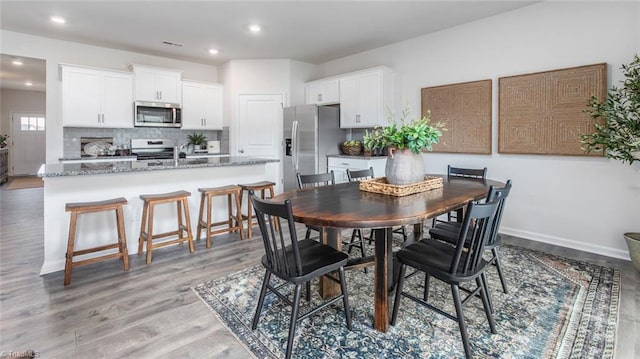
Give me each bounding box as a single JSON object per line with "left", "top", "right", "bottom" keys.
{"left": 11, "top": 113, "right": 46, "bottom": 175}
{"left": 236, "top": 94, "right": 283, "bottom": 158}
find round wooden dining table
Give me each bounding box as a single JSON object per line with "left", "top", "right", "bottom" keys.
{"left": 272, "top": 175, "right": 503, "bottom": 333}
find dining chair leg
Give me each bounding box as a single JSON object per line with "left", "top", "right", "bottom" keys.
{"left": 252, "top": 270, "right": 271, "bottom": 330}
{"left": 358, "top": 233, "right": 366, "bottom": 258}
{"left": 304, "top": 228, "right": 312, "bottom": 240}
{"left": 338, "top": 267, "right": 352, "bottom": 330}
{"left": 451, "top": 284, "right": 472, "bottom": 359}
{"left": 305, "top": 281, "right": 311, "bottom": 302}
{"left": 480, "top": 271, "right": 494, "bottom": 314}
{"left": 492, "top": 247, "right": 508, "bottom": 294}
{"left": 350, "top": 229, "right": 368, "bottom": 274}
{"left": 478, "top": 274, "right": 497, "bottom": 334}
{"left": 348, "top": 230, "right": 358, "bottom": 254}
{"left": 285, "top": 285, "right": 303, "bottom": 359}
{"left": 423, "top": 273, "right": 430, "bottom": 301}
{"left": 390, "top": 264, "right": 407, "bottom": 326}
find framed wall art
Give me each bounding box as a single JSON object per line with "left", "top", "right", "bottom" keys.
{"left": 498, "top": 63, "right": 607, "bottom": 156}
{"left": 421, "top": 79, "right": 492, "bottom": 154}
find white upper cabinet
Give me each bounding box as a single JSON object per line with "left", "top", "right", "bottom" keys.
{"left": 339, "top": 67, "right": 394, "bottom": 128}
{"left": 132, "top": 65, "right": 182, "bottom": 104}
{"left": 61, "top": 65, "right": 133, "bottom": 128}
{"left": 181, "top": 81, "right": 223, "bottom": 130}
{"left": 305, "top": 79, "right": 339, "bottom": 105}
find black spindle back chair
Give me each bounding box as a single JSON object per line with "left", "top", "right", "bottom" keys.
{"left": 392, "top": 198, "right": 500, "bottom": 359}
{"left": 249, "top": 191, "right": 352, "bottom": 359}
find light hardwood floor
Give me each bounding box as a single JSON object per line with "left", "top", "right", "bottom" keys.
{"left": 0, "top": 186, "right": 638, "bottom": 358}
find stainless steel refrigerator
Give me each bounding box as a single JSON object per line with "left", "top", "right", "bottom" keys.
{"left": 283, "top": 105, "right": 343, "bottom": 191}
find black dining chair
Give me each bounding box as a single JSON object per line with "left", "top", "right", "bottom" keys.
{"left": 296, "top": 171, "right": 336, "bottom": 241}
{"left": 297, "top": 170, "right": 369, "bottom": 264}
{"left": 391, "top": 198, "right": 500, "bottom": 359}
{"left": 346, "top": 167, "right": 408, "bottom": 244}
{"left": 249, "top": 190, "right": 352, "bottom": 359}
{"left": 432, "top": 165, "right": 488, "bottom": 226}
{"left": 429, "top": 180, "right": 512, "bottom": 301}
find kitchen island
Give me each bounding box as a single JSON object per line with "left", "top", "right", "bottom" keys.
{"left": 37, "top": 156, "right": 279, "bottom": 274}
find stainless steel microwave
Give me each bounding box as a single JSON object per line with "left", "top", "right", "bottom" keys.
{"left": 134, "top": 101, "right": 182, "bottom": 128}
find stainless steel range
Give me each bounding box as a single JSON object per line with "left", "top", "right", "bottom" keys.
{"left": 131, "top": 139, "right": 176, "bottom": 160}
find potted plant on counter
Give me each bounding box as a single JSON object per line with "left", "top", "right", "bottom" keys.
{"left": 187, "top": 132, "right": 208, "bottom": 152}
{"left": 363, "top": 128, "right": 385, "bottom": 157}
{"left": 581, "top": 54, "right": 640, "bottom": 272}
{"left": 377, "top": 105, "right": 446, "bottom": 185}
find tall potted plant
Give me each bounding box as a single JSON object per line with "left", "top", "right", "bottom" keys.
{"left": 581, "top": 54, "right": 640, "bottom": 271}
{"left": 373, "top": 105, "right": 445, "bottom": 185}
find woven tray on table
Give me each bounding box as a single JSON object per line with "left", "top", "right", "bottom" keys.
{"left": 359, "top": 176, "right": 444, "bottom": 196}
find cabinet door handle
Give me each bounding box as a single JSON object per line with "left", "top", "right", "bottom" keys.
{"left": 355, "top": 114, "right": 361, "bottom": 123}
{"left": 159, "top": 91, "right": 162, "bottom": 100}
{"left": 204, "top": 118, "right": 207, "bottom": 126}
{"left": 318, "top": 93, "right": 322, "bottom": 102}
{"left": 97, "top": 114, "right": 100, "bottom": 124}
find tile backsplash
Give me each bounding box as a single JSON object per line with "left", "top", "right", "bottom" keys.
{"left": 63, "top": 127, "right": 229, "bottom": 157}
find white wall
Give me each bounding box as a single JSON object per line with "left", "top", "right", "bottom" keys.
{"left": 218, "top": 59, "right": 318, "bottom": 193}
{"left": 219, "top": 59, "right": 291, "bottom": 159}
{"left": 0, "top": 88, "right": 46, "bottom": 174}
{"left": 320, "top": 2, "right": 640, "bottom": 259}
{"left": 289, "top": 59, "right": 320, "bottom": 106}
{"left": 219, "top": 58, "right": 319, "bottom": 152}
{"left": 0, "top": 30, "right": 218, "bottom": 162}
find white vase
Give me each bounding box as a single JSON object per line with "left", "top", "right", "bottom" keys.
{"left": 385, "top": 148, "right": 424, "bottom": 185}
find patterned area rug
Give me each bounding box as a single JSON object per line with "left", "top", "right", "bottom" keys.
{"left": 193, "top": 244, "right": 620, "bottom": 358}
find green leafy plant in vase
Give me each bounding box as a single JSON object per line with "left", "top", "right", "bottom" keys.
{"left": 187, "top": 132, "right": 208, "bottom": 151}
{"left": 581, "top": 54, "right": 640, "bottom": 272}
{"left": 374, "top": 104, "right": 445, "bottom": 185}
{"left": 581, "top": 54, "right": 640, "bottom": 164}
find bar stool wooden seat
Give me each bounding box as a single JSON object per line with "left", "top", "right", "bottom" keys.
{"left": 138, "top": 190, "right": 194, "bottom": 264}
{"left": 238, "top": 181, "right": 277, "bottom": 238}
{"left": 196, "top": 185, "right": 245, "bottom": 248}
{"left": 64, "top": 197, "right": 129, "bottom": 286}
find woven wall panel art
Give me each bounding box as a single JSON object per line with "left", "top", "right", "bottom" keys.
{"left": 421, "top": 79, "right": 492, "bottom": 154}
{"left": 498, "top": 63, "right": 606, "bottom": 155}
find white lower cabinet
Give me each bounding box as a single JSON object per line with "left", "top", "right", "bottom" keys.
{"left": 327, "top": 156, "right": 387, "bottom": 183}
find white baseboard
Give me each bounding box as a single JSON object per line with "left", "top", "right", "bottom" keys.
{"left": 500, "top": 227, "right": 631, "bottom": 261}
{"left": 40, "top": 259, "right": 65, "bottom": 275}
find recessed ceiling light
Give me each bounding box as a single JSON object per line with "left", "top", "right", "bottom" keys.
{"left": 25, "top": 82, "right": 33, "bottom": 87}
{"left": 248, "top": 24, "right": 261, "bottom": 33}
{"left": 50, "top": 16, "right": 66, "bottom": 24}
{"left": 12, "top": 60, "right": 23, "bottom": 66}
{"left": 208, "top": 49, "right": 219, "bottom": 55}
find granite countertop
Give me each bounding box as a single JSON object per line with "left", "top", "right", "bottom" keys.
{"left": 59, "top": 156, "right": 138, "bottom": 162}
{"left": 327, "top": 153, "right": 387, "bottom": 159}
{"left": 39, "top": 156, "right": 279, "bottom": 177}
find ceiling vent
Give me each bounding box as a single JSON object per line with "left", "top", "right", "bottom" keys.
{"left": 162, "top": 41, "right": 183, "bottom": 47}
